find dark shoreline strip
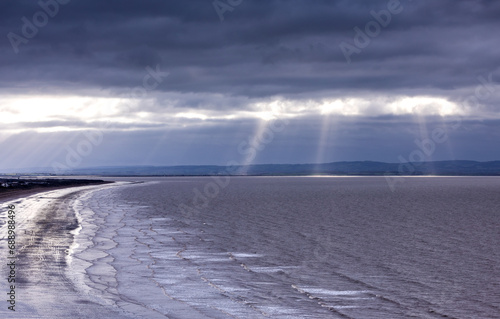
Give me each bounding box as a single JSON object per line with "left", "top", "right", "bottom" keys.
{"left": 0, "top": 180, "right": 112, "bottom": 203}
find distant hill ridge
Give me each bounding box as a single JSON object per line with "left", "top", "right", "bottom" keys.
{"left": 2, "top": 160, "right": 500, "bottom": 176}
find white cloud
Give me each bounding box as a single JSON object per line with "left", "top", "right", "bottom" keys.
{"left": 0, "top": 92, "right": 489, "bottom": 133}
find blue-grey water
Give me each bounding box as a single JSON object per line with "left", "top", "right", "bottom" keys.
{"left": 2, "top": 177, "right": 499, "bottom": 318}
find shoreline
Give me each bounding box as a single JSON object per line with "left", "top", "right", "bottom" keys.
{"left": 0, "top": 182, "right": 132, "bottom": 318}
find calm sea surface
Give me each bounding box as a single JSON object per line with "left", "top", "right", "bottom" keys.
{"left": 69, "top": 176, "right": 500, "bottom": 318}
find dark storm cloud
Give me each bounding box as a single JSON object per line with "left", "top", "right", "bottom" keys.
{"left": 1, "top": 0, "right": 499, "bottom": 100}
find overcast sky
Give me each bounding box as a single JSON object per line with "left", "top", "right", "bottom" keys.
{"left": 1, "top": 0, "right": 499, "bottom": 171}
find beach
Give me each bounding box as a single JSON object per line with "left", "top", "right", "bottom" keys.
{"left": 0, "top": 181, "right": 217, "bottom": 319}
{"left": 0, "top": 183, "right": 136, "bottom": 319}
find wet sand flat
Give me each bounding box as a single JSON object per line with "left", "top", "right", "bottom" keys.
{"left": 0, "top": 186, "right": 133, "bottom": 319}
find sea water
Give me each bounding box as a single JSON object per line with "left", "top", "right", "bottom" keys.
{"left": 2, "top": 176, "right": 499, "bottom": 318}
{"left": 67, "top": 176, "right": 500, "bottom": 318}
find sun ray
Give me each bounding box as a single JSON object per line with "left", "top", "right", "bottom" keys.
{"left": 315, "top": 114, "right": 333, "bottom": 173}
{"left": 238, "top": 119, "right": 269, "bottom": 175}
